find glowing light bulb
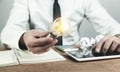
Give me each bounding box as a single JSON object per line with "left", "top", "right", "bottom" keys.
{"left": 50, "top": 17, "right": 71, "bottom": 39}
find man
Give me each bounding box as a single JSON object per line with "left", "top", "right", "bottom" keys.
{"left": 1, "top": 0, "right": 120, "bottom": 55}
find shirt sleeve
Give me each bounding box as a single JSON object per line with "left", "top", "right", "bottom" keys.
{"left": 0, "top": 0, "right": 30, "bottom": 49}
{"left": 85, "top": 0, "right": 120, "bottom": 35}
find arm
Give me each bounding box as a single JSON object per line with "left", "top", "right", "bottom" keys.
{"left": 1, "top": 0, "right": 29, "bottom": 49}
{"left": 85, "top": 0, "right": 120, "bottom": 54}
{"left": 85, "top": 0, "right": 120, "bottom": 35}
{"left": 1, "top": 0, "right": 57, "bottom": 54}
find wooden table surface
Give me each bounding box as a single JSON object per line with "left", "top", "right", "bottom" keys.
{"left": 0, "top": 47, "right": 120, "bottom": 72}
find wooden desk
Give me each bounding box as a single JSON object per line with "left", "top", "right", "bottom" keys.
{"left": 0, "top": 48, "right": 120, "bottom": 72}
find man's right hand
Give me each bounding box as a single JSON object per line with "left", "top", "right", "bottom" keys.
{"left": 19, "top": 30, "right": 57, "bottom": 54}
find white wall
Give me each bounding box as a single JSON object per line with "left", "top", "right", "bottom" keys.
{"left": 0, "top": 0, "right": 120, "bottom": 47}
{"left": 0, "top": 0, "right": 14, "bottom": 47}
{"left": 0, "top": 0, "right": 14, "bottom": 31}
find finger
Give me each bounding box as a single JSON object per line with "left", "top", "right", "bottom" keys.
{"left": 32, "top": 31, "right": 50, "bottom": 38}
{"left": 39, "top": 31, "right": 50, "bottom": 37}
{"left": 33, "top": 37, "right": 54, "bottom": 46}
{"left": 41, "top": 39, "right": 57, "bottom": 49}
{"left": 42, "top": 42, "right": 56, "bottom": 49}
{"left": 28, "top": 39, "right": 57, "bottom": 53}
{"left": 26, "top": 37, "right": 53, "bottom": 48}
{"left": 95, "top": 35, "right": 110, "bottom": 53}
{"left": 110, "top": 41, "right": 119, "bottom": 52}
{"left": 27, "top": 37, "right": 57, "bottom": 52}
{"left": 112, "top": 46, "right": 120, "bottom": 55}
{"left": 34, "top": 39, "right": 57, "bottom": 54}
{"left": 102, "top": 39, "right": 113, "bottom": 53}
{"left": 36, "top": 31, "right": 50, "bottom": 37}
{"left": 116, "top": 46, "right": 120, "bottom": 52}
{"left": 95, "top": 39, "right": 105, "bottom": 53}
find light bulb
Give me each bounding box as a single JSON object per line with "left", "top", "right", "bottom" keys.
{"left": 50, "top": 17, "right": 71, "bottom": 39}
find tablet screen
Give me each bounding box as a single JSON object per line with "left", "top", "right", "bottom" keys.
{"left": 66, "top": 49, "right": 120, "bottom": 61}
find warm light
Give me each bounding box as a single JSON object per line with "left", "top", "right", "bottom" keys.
{"left": 50, "top": 17, "right": 71, "bottom": 38}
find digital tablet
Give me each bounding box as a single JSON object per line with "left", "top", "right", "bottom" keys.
{"left": 65, "top": 49, "right": 120, "bottom": 61}
{"left": 55, "top": 45, "right": 78, "bottom": 52}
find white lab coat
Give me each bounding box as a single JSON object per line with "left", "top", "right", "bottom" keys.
{"left": 1, "top": 0, "right": 120, "bottom": 49}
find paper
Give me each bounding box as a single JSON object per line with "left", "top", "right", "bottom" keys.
{"left": 74, "top": 34, "right": 105, "bottom": 57}
{"left": 14, "top": 49, "right": 66, "bottom": 64}
{"left": 0, "top": 50, "right": 18, "bottom": 67}
{"left": 0, "top": 49, "right": 66, "bottom": 67}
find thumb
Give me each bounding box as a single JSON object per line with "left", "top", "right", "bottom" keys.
{"left": 39, "top": 31, "right": 50, "bottom": 37}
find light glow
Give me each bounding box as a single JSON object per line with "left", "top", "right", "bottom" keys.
{"left": 51, "top": 17, "right": 71, "bottom": 38}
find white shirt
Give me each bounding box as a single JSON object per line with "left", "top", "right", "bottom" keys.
{"left": 1, "top": 0, "right": 120, "bottom": 49}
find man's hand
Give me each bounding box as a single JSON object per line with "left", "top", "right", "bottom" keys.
{"left": 93, "top": 35, "right": 120, "bottom": 55}
{"left": 19, "top": 30, "right": 57, "bottom": 54}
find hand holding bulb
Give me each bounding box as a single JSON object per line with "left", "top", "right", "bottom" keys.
{"left": 19, "top": 18, "right": 71, "bottom": 54}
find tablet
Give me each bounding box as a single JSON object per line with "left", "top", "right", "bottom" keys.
{"left": 65, "top": 50, "right": 120, "bottom": 61}
{"left": 55, "top": 45, "right": 78, "bottom": 51}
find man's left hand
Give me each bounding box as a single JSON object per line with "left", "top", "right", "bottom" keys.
{"left": 93, "top": 35, "right": 120, "bottom": 55}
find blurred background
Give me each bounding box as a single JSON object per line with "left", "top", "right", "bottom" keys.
{"left": 0, "top": 0, "right": 120, "bottom": 47}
